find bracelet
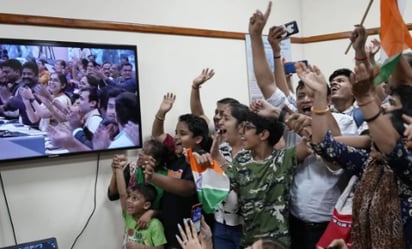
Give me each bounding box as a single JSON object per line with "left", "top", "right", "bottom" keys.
{"left": 192, "top": 85, "right": 201, "bottom": 90}
{"left": 311, "top": 106, "right": 330, "bottom": 115}
{"left": 355, "top": 56, "right": 367, "bottom": 61}
{"left": 357, "top": 98, "right": 375, "bottom": 107}
{"left": 274, "top": 55, "right": 281, "bottom": 59}
{"left": 363, "top": 109, "right": 382, "bottom": 122}
{"left": 29, "top": 98, "right": 35, "bottom": 104}
{"left": 155, "top": 114, "right": 165, "bottom": 121}
{"left": 278, "top": 108, "right": 287, "bottom": 123}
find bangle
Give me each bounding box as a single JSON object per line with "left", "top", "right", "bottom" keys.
{"left": 278, "top": 108, "right": 287, "bottom": 123}
{"left": 311, "top": 106, "right": 330, "bottom": 115}
{"left": 192, "top": 85, "right": 201, "bottom": 90}
{"left": 155, "top": 114, "right": 165, "bottom": 121}
{"left": 363, "top": 109, "right": 382, "bottom": 122}
{"left": 274, "top": 55, "right": 281, "bottom": 59}
{"left": 355, "top": 56, "right": 367, "bottom": 61}
{"left": 357, "top": 98, "right": 375, "bottom": 107}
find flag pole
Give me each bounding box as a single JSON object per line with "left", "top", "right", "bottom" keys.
{"left": 344, "top": 0, "right": 374, "bottom": 54}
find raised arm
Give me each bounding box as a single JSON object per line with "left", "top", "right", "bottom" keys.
{"left": 152, "top": 93, "right": 176, "bottom": 143}
{"left": 249, "top": 2, "right": 277, "bottom": 99}
{"left": 295, "top": 62, "right": 334, "bottom": 143}
{"left": 268, "top": 25, "right": 291, "bottom": 96}
{"left": 351, "top": 25, "right": 371, "bottom": 71}
{"left": 190, "top": 68, "right": 215, "bottom": 124}
{"left": 113, "top": 154, "right": 129, "bottom": 211}
{"left": 350, "top": 63, "right": 400, "bottom": 153}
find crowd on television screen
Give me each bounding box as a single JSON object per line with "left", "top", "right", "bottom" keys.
{"left": 0, "top": 44, "right": 141, "bottom": 152}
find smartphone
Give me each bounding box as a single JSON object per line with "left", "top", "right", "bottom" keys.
{"left": 278, "top": 20, "right": 299, "bottom": 39}
{"left": 284, "top": 60, "right": 308, "bottom": 74}
{"left": 191, "top": 203, "right": 202, "bottom": 233}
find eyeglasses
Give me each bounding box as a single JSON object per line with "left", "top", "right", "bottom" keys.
{"left": 242, "top": 122, "right": 256, "bottom": 132}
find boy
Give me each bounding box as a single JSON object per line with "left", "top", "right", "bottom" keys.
{"left": 113, "top": 154, "right": 167, "bottom": 249}
{"left": 225, "top": 111, "right": 309, "bottom": 248}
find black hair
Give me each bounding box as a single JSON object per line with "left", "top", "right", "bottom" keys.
{"left": 246, "top": 111, "right": 284, "bottom": 147}
{"left": 22, "top": 61, "right": 39, "bottom": 76}
{"left": 2, "top": 59, "right": 22, "bottom": 73}
{"left": 296, "top": 80, "right": 331, "bottom": 96}
{"left": 328, "top": 68, "right": 352, "bottom": 83}
{"left": 115, "top": 91, "right": 139, "bottom": 126}
{"left": 120, "top": 62, "right": 133, "bottom": 70}
{"left": 80, "top": 86, "right": 99, "bottom": 107}
{"left": 128, "top": 183, "right": 157, "bottom": 204}
{"left": 144, "top": 139, "right": 168, "bottom": 168}
{"left": 228, "top": 102, "right": 250, "bottom": 124}
{"left": 51, "top": 72, "right": 68, "bottom": 90}
{"left": 86, "top": 75, "right": 105, "bottom": 89}
{"left": 99, "top": 86, "right": 125, "bottom": 111}
{"left": 55, "top": 59, "right": 66, "bottom": 68}
{"left": 178, "top": 113, "right": 212, "bottom": 151}
{"left": 217, "top": 97, "right": 239, "bottom": 105}
{"left": 387, "top": 85, "right": 412, "bottom": 135}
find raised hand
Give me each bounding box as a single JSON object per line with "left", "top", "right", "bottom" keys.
{"left": 350, "top": 25, "right": 368, "bottom": 52}
{"left": 142, "top": 156, "right": 156, "bottom": 182}
{"left": 159, "top": 92, "right": 176, "bottom": 114}
{"left": 248, "top": 1, "right": 272, "bottom": 36}
{"left": 192, "top": 68, "right": 215, "bottom": 88}
{"left": 19, "top": 87, "right": 34, "bottom": 100}
{"left": 295, "top": 62, "right": 328, "bottom": 95}
{"left": 349, "top": 63, "right": 379, "bottom": 99}
{"left": 268, "top": 25, "right": 286, "bottom": 53}
{"left": 124, "top": 121, "right": 140, "bottom": 146}
{"left": 112, "top": 154, "right": 127, "bottom": 170}
{"left": 366, "top": 38, "right": 381, "bottom": 58}
{"left": 176, "top": 219, "right": 203, "bottom": 249}
{"left": 249, "top": 98, "right": 281, "bottom": 119}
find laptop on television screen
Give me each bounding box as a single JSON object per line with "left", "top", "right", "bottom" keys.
{"left": 0, "top": 237, "right": 58, "bottom": 249}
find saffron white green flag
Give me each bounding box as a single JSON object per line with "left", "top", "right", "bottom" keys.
{"left": 187, "top": 148, "right": 230, "bottom": 214}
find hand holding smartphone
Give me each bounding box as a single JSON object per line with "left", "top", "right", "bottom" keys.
{"left": 191, "top": 203, "right": 202, "bottom": 233}
{"left": 284, "top": 60, "right": 308, "bottom": 74}
{"left": 278, "top": 20, "right": 299, "bottom": 39}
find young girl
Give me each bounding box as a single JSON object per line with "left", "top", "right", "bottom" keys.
{"left": 21, "top": 72, "right": 71, "bottom": 131}
{"left": 146, "top": 113, "right": 211, "bottom": 249}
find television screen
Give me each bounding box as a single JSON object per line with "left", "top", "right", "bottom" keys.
{"left": 0, "top": 237, "right": 58, "bottom": 249}
{"left": 0, "top": 38, "right": 142, "bottom": 163}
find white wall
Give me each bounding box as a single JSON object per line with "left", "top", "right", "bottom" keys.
{"left": 0, "top": 1, "right": 304, "bottom": 248}
{"left": 0, "top": 0, "right": 410, "bottom": 248}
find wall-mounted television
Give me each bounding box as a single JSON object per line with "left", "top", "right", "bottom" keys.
{"left": 0, "top": 38, "right": 142, "bottom": 163}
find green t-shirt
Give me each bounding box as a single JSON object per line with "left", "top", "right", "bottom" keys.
{"left": 226, "top": 147, "right": 297, "bottom": 248}
{"left": 123, "top": 212, "right": 167, "bottom": 247}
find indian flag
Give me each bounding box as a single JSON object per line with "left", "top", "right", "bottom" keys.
{"left": 187, "top": 148, "right": 230, "bottom": 214}
{"left": 375, "top": 0, "right": 412, "bottom": 85}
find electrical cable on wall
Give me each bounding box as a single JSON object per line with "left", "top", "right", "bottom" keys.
{"left": 0, "top": 172, "right": 18, "bottom": 245}
{"left": 70, "top": 153, "right": 100, "bottom": 249}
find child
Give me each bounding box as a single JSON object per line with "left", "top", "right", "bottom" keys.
{"left": 146, "top": 113, "right": 212, "bottom": 249}
{"left": 108, "top": 139, "right": 168, "bottom": 228}
{"left": 113, "top": 156, "right": 167, "bottom": 249}
{"left": 225, "top": 111, "right": 309, "bottom": 248}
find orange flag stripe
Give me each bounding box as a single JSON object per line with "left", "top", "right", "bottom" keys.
{"left": 381, "top": 0, "right": 412, "bottom": 57}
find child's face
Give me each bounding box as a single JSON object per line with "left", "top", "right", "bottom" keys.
{"left": 240, "top": 121, "right": 260, "bottom": 150}
{"left": 126, "top": 190, "right": 149, "bottom": 215}
{"left": 174, "top": 121, "right": 199, "bottom": 151}
{"left": 219, "top": 107, "right": 242, "bottom": 145}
